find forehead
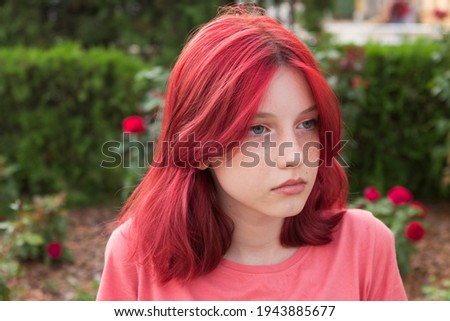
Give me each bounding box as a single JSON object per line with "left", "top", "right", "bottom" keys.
{"left": 257, "top": 66, "right": 315, "bottom": 115}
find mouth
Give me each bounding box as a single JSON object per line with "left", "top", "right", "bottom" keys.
{"left": 271, "top": 178, "right": 307, "bottom": 196}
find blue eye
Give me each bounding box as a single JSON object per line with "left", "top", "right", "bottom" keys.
{"left": 250, "top": 125, "right": 267, "bottom": 135}
{"left": 298, "top": 119, "right": 318, "bottom": 129}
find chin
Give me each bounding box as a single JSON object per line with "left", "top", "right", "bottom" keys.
{"left": 275, "top": 203, "right": 306, "bottom": 218}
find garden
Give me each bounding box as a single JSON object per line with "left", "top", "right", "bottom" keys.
{"left": 1, "top": 0, "right": 449, "bottom": 301}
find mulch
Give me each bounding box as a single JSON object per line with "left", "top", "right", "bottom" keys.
{"left": 9, "top": 202, "right": 450, "bottom": 300}
{"left": 9, "top": 207, "right": 117, "bottom": 300}
{"left": 403, "top": 202, "right": 450, "bottom": 300}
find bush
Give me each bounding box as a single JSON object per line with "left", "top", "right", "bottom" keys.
{"left": 0, "top": 258, "right": 22, "bottom": 300}
{"left": 422, "top": 278, "right": 450, "bottom": 300}
{"left": 0, "top": 155, "right": 18, "bottom": 220}
{"left": 298, "top": 0, "right": 333, "bottom": 32}
{"left": 0, "top": 43, "right": 150, "bottom": 204}
{"left": 350, "top": 185, "right": 427, "bottom": 277}
{"left": 0, "top": 0, "right": 225, "bottom": 65}
{"left": 0, "top": 192, "right": 71, "bottom": 263}
{"left": 117, "top": 66, "right": 168, "bottom": 201}
{"left": 316, "top": 38, "right": 450, "bottom": 199}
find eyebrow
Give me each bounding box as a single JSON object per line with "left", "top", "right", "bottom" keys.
{"left": 255, "top": 105, "right": 317, "bottom": 118}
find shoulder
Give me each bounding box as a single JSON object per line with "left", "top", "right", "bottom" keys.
{"left": 97, "top": 219, "right": 139, "bottom": 300}
{"left": 336, "top": 208, "right": 394, "bottom": 247}
{"left": 341, "top": 208, "right": 392, "bottom": 235}
{"left": 105, "top": 219, "right": 134, "bottom": 252}
{"left": 326, "top": 209, "right": 407, "bottom": 300}
{"left": 102, "top": 219, "right": 138, "bottom": 273}
{"left": 338, "top": 210, "right": 406, "bottom": 300}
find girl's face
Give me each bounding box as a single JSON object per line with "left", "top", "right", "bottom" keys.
{"left": 210, "top": 66, "right": 320, "bottom": 222}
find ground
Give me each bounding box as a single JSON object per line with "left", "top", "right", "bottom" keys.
{"left": 9, "top": 202, "right": 450, "bottom": 300}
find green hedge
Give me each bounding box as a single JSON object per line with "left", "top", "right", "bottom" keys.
{"left": 0, "top": 0, "right": 226, "bottom": 66}
{"left": 317, "top": 39, "right": 450, "bottom": 200}
{"left": 0, "top": 39, "right": 448, "bottom": 208}
{"left": 0, "top": 43, "right": 150, "bottom": 205}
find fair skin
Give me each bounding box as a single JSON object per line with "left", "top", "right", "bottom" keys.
{"left": 210, "top": 66, "right": 320, "bottom": 266}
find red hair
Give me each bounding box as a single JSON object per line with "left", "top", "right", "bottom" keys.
{"left": 119, "top": 5, "right": 348, "bottom": 283}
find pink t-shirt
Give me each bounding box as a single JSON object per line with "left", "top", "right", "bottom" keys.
{"left": 96, "top": 209, "right": 407, "bottom": 300}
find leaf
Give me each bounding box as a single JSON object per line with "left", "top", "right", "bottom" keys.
{"left": 0, "top": 222, "right": 14, "bottom": 232}
{"left": 23, "top": 233, "right": 44, "bottom": 246}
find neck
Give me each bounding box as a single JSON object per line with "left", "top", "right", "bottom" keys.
{"left": 224, "top": 211, "right": 297, "bottom": 265}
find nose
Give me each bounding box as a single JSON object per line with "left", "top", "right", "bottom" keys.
{"left": 275, "top": 132, "right": 302, "bottom": 169}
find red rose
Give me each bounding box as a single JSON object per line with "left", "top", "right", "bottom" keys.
{"left": 363, "top": 186, "right": 380, "bottom": 202}
{"left": 122, "top": 116, "right": 146, "bottom": 134}
{"left": 434, "top": 9, "right": 448, "bottom": 20}
{"left": 387, "top": 186, "right": 413, "bottom": 206}
{"left": 46, "top": 242, "right": 62, "bottom": 259}
{"left": 410, "top": 201, "right": 427, "bottom": 217}
{"left": 405, "top": 221, "right": 425, "bottom": 241}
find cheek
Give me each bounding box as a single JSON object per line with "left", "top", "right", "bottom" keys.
{"left": 225, "top": 143, "right": 268, "bottom": 170}
{"left": 211, "top": 152, "right": 266, "bottom": 193}
{"left": 301, "top": 134, "right": 321, "bottom": 168}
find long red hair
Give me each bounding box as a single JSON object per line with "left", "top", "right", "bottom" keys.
{"left": 119, "top": 6, "right": 348, "bottom": 283}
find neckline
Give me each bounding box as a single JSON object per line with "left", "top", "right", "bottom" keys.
{"left": 219, "top": 246, "right": 311, "bottom": 274}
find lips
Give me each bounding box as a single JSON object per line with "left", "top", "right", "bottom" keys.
{"left": 273, "top": 178, "right": 306, "bottom": 189}
{"left": 272, "top": 178, "right": 306, "bottom": 196}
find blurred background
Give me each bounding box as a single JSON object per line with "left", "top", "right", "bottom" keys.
{"left": 0, "top": 0, "right": 449, "bottom": 301}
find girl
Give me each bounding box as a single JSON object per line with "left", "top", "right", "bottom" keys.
{"left": 97, "top": 5, "right": 407, "bottom": 300}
